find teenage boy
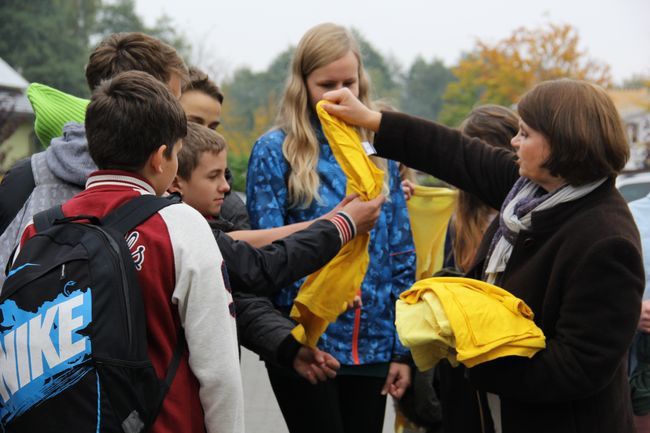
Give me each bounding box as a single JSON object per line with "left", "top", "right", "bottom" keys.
{"left": 170, "top": 122, "right": 385, "bottom": 383}
{"left": 17, "top": 71, "right": 243, "bottom": 433}
{"left": 0, "top": 32, "right": 188, "bottom": 282}
{"left": 179, "top": 66, "right": 249, "bottom": 230}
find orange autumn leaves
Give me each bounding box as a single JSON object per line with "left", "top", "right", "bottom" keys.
{"left": 440, "top": 23, "right": 612, "bottom": 126}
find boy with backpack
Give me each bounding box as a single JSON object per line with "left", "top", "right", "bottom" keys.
{"left": 0, "top": 32, "right": 188, "bottom": 284}
{"left": 3, "top": 71, "right": 243, "bottom": 432}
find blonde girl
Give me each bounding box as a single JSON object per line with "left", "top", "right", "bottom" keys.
{"left": 246, "top": 23, "right": 416, "bottom": 433}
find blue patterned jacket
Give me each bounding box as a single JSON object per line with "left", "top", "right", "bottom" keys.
{"left": 246, "top": 127, "right": 415, "bottom": 365}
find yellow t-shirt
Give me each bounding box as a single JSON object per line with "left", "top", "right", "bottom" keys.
{"left": 407, "top": 185, "right": 457, "bottom": 280}
{"left": 289, "top": 100, "right": 384, "bottom": 347}
{"left": 396, "top": 277, "right": 546, "bottom": 370}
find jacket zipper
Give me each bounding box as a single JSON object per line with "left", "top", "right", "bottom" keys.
{"left": 351, "top": 291, "right": 362, "bottom": 364}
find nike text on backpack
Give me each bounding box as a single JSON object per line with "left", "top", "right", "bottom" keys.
{"left": 0, "top": 194, "right": 183, "bottom": 433}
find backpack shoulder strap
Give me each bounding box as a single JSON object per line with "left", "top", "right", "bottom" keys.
{"left": 102, "top": 194, "right": 182, "bottom": 235}
{"left": 160, "top": 330, "right": 186, "bottom": 405}
{"left": 33, "top": 205, "right": 65, "bottom": 233}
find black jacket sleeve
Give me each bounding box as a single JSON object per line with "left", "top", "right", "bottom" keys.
{"left": 0, "top": 157, "right": 35, "bottom": 235}
{"left": 216, "top": 219, "right": 341, "bottom": 296}
{"left": 375, "top": 112, "right": 519, "bottom": 211}
{"left": 234, "top": 292, "right": 301, "bottom": 366}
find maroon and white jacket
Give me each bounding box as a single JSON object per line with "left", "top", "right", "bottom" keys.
{"left": 19, "top": 170, "right": 244, "bottom": 433}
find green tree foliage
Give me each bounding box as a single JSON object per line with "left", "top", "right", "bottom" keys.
{"left": 0, "top": 0, "right": 190, "bottom": 98}
{"left": 93, "top": 0, "right": 191, "bottom": 60}
{"left": 227, "top": 153, "right": 249, "bottom": 192}
{"left": 220, "top": 47, "right": 292, "bottom": 156}
{"left": 353, "top": 29, "right": 401, "bottom": 102}
{"left": 400, "top": 57, "right": 455, "bottom": 120}
{"left": 0, "top": 0, "right": 100, "bottom": 96}
{"left": 93, "top": 0, "right": 144, "bottom": 36}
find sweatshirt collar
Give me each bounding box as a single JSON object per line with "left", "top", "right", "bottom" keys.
{"left": 85, "top": 170, "right": 156, "bottom": 195}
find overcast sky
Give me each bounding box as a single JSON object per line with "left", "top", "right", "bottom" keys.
{"left": 134, "top": 0, "right": 649, "bottom": 84}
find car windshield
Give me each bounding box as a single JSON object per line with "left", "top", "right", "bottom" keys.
{"left": 619, "top": 183, "right": 650, "bottom": 203}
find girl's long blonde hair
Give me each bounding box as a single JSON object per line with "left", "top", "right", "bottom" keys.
{"left": 276, "top": 23, "right": 382, "bottom": 208}
{"left": 454, "top": 105, "right": 519, "bottom": 271}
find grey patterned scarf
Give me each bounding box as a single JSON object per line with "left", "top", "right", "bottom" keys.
{"left": 484, "top": 176, "right": 606, "bottom": 283}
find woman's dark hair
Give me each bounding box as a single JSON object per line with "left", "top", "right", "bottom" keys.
{"left": 517, "top": 79, "right": 629, "bottom": 185}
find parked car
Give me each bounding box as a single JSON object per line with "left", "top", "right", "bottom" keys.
{"left": 616, "top": 171, "right": 650, "bottom": 203}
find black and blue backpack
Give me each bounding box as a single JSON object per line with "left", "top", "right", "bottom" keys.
{"left": 0, "top": 194, "right": 182, "bottom": 432}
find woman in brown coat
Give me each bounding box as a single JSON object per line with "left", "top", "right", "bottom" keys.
{"left": 322, "top": 79, "right": 645, "bottom": 433}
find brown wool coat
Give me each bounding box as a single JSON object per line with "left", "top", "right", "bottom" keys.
{"left": 376, "top": 112, "right": 645, "bottom": 433}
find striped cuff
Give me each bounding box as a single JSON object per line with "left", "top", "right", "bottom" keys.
{"left": 330, "top": 211, "right": 357, "bottom": 246}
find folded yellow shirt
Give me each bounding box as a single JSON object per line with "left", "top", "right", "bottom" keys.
{"left": 396, "top": 277, "right": 546, "bottom": 370}
{"left": 406, "top": 186, "right": 457, "bottom": 280}
{"left": 290, "top": 100, "right": 384, "bottom": 347}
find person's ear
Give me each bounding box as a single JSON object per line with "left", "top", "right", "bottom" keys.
{"left": 168, "top": 175, "right": 183, "bottom": 195}
{"left": 150, "top": 144, "right": 168, "bottom": 174}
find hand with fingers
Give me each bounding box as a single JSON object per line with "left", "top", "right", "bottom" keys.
{"left": 320, "top": 88, "right": 383, "bottom": 131}
{"left": 346, "top": 291, "right": 363, "bottom": 311}
{"left": 381, "top": 362, "right": 411, "bottom": 400}
{"left": 293, "top": 346, "right": 341, "bottom": 385}
{"left": 401, "top": 179, "right": 416, "bottom": 201}
{"left": 338, "top": 194, "right": 385, "bottom": 235}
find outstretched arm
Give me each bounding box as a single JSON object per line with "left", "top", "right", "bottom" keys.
{"left": 228, "top": 193, "right": 383, "bottom": 247}
{"left": 219, "top": 194, "right": 385, "bottom": 296}
{"left": 235, "top": 293, "right": 339, "bottom": 383}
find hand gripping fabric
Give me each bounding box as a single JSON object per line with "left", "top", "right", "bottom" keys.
{"left": 289, "top": 100, "right": 384, "bottom": 347}
{"left": 406, "top": 185, "right": 457, "bottom": 280}
{"left": 396, "top": 277, "right": 546, "bottom": 371}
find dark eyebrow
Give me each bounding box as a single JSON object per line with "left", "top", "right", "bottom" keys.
{"left": 188, "top": 115, "right": 205, "bottom": 123}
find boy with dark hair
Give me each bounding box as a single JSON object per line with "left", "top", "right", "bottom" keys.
{"left": 16, "top": 71, "right": 243, "bottom": 433}
{"left": 181, "top": 67, "right": 224, "bottom": 128}
{"left": 0, "top": 32, "right": 188, "bottom": 282}
{"left": 170, "top": 122, "right": 384, "bottom": 382}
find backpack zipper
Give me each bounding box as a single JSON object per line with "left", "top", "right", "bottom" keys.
{"left": 87, "top": 225, "right": 134, "bottom": 349}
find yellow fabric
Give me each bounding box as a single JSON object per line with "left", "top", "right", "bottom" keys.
{"left": 406, "top": 186, "right": 457, "bottom": 280}
{"left": 396, "top": 277, "right": 546, "bottom": 370}
{"left": 394, "top": 407, "right": 427, "bottom": 433}
{"left": 289, "top": 100, "right": 384, "bottom": 347}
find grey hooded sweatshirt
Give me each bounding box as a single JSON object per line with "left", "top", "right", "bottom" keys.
{"left": 0, "top": 122, "right": 96, "bottom": 284}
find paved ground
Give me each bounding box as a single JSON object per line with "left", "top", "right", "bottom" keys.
{"left": 241, "top": 347, "right": 396, "bottom": 433}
